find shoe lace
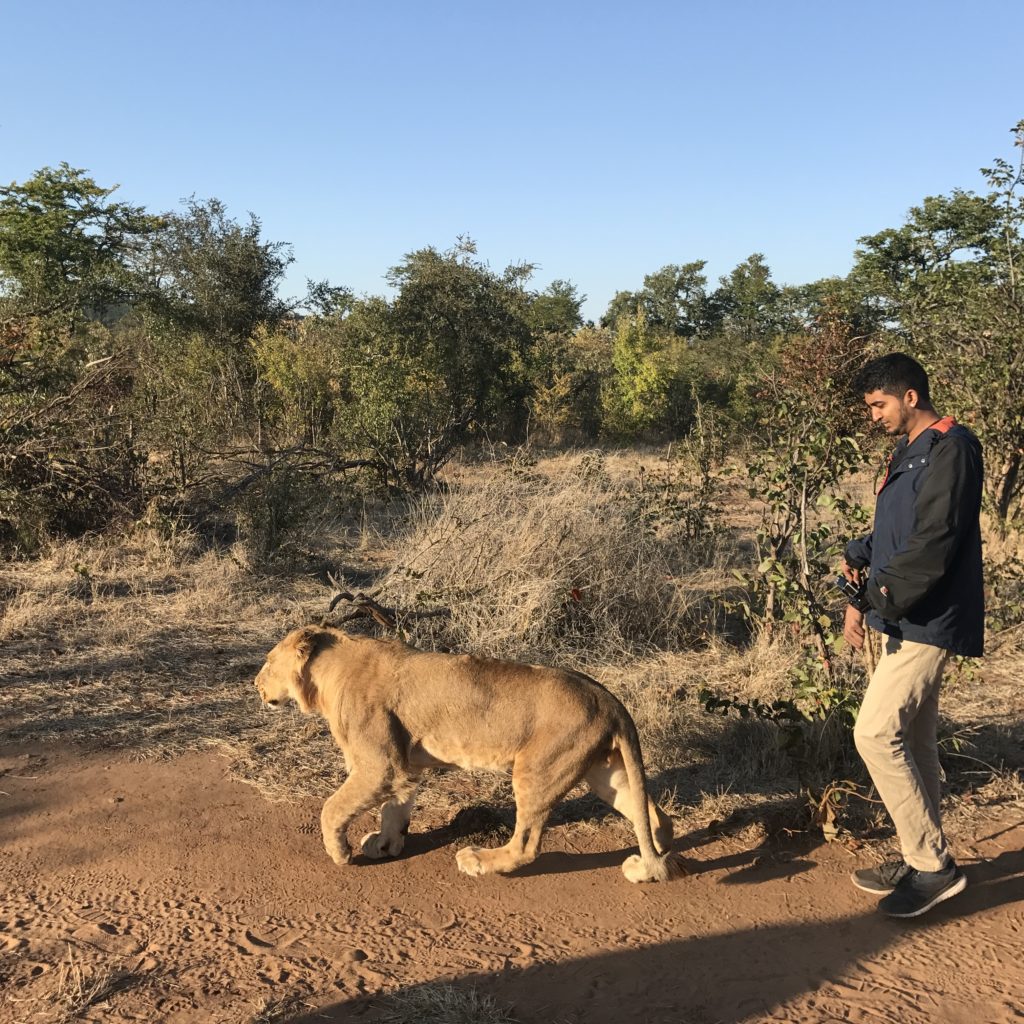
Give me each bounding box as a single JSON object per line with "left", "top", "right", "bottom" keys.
{"left": 878, "top": 859, "right": 910, "bottom": 885}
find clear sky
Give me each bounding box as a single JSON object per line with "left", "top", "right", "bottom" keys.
{"left": 3, "top": 0, "right": 1022, "bottom": 321}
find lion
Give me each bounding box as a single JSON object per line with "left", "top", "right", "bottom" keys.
{"left": 254, "top": 625, "right": 681, "bottom": 883}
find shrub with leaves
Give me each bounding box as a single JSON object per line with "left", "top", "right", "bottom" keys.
{"left": 853, "top": 119, "right": 1024, "bottom": 525}
{"left": 742, "top": 304, "right": 873, "bottom": 678}
{"left": 700, "top": 304, "right": 878, "bottom": 827}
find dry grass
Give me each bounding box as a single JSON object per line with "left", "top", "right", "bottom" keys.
{"left": 376, "top": 982, "right": 518, "bottom": 1024}
{"left": 47, "top": 948, "right": 129, "bottom": 1023}
{"left": 5, "top": 944, "right": 162, "bottom": 1024}
{"left": 376, "top": 448, "right": 737, "bottom": 663}
{"left": 1, "top": 447, "right": 1021, "bottom": 843}
{"left": 245, "top": 993, "right": 315, "bottom": 1023}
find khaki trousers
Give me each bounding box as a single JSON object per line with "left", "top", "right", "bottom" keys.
{"left": 853, "top": 636, "right": 950, "bottom": 872}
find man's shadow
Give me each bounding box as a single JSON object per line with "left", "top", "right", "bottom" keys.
{"left": 943, "top": 832, "right": 1024, "bottom": 920}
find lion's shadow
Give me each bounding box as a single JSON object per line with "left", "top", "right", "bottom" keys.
{"left": 354, "top": 792, "right": 818, "bottom": 883}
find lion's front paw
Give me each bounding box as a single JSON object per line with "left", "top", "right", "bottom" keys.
{"left": 455, "top": 846, "right": 487, "bottom": 877}
{"left": 360, "top": 830, "right": 405, "bottom": 859}
{"left": 323, "top": 835, "right": 352, "bottom": 867}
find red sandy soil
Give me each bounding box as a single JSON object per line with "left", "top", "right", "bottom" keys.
{"left": 1, "top": 744, "right": 1022, "bottom": 1024}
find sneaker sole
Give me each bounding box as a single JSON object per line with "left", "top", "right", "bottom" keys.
{"left": 850, "top": 873, "right": 897, "bottom": 895}
{"left": 883, "top": 873, "right": 968, "bottom": 918}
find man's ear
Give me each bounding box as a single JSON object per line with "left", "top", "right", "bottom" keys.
{"left": 904, "top": 387, "right": 919, "bottom": 409}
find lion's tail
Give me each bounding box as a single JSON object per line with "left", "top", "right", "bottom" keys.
{"left": 614, "top": 723, "right": 683, "bottom": 884}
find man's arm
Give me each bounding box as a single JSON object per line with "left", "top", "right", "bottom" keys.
{"left": 865, "top": 436, "right": 982, "bottom": 620}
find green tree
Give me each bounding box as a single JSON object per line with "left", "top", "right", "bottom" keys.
{"left": 715, "top": 253, "right": 784, "bottom": 344}
{"left": 145, "top": 196, "right": 293, "bottom": 345}
{"left": 252, "top": 319, "right": 344, "bottom": 447}
{"left": 853, "top": 119, "right": 1024, "bottom": 523}
{"left": 525, "top": 324, "right": 607, "bottom": 444}
{"left": 0, "top": 163, "right": 157, "bottom": 325}
{"left": 602, "top": 261, "right": 722, "bottom": 339}
{"left": 776, "top": 276, "right": 887, "bottom": 339}
{"left": 527, "top": 279, "right": 585, "bottom": 336}
{"left": 602, "top": 311, "right": 671, "bottom": 436}
{"left": 303, "top": 278, "right": 354, "bottom": 318}
{"left": 0, "top": 166, "right": 157, "bottom": 548}
{"left": 330, "top": 239, "right": 537, "bottom": 486}
{"left": 132, "top": 197, "right": 296, "bottom": 495}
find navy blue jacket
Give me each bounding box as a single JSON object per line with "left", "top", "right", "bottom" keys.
{"left": 844, "top": 418, "right": 984, "bottom": 657}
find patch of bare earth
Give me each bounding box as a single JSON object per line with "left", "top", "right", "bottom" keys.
{"left": 2, "top": 744, "right": 1023, "bottom": 1024}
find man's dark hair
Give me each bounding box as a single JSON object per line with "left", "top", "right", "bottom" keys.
{"left": 852, "top": 353, "right": 931, "bottom": 403}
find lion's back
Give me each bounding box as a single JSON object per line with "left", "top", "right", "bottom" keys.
{"left": 394, "top": 647, "right": 626, "bottom": 742}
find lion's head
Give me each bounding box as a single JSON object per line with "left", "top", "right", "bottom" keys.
{"left": 254, "top": 626, "right": 327, "bottom": 714}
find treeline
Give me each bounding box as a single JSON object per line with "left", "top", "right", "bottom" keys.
{"left": 1, "top": 119, "right": 1022, "bottom": 553}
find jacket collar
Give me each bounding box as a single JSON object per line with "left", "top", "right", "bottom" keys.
{"left": 877, "top": 417, "right": 958, "bottom": 492}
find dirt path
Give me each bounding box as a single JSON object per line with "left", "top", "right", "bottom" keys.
{"left": 1, "top": 745, "right": 1022, "bottom": 1024}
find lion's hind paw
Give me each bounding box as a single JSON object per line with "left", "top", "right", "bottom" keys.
{"left": 621, "top": 851, "right": 684, "bottom": 883}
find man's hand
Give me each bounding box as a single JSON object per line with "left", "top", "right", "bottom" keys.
{"left": 840, "top": 559, "right": 862, "bottom": 585}
{"left": 844, "top": 604, "right": 865, "bottom": 650}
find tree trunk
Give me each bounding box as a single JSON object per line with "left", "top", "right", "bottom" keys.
{"left": 993, "top": 449, "right": 1022, "bottom": 524}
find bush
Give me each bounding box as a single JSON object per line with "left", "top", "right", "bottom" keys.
{"left": 377, "top": 451, "right": 730, "bottom": 662}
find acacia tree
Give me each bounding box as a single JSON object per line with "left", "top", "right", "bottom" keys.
{"left": 0, "top": 163, "right": 157, "bottom": 326}
{"left": 0, "top": 165, "right": 158, "bottom": 547}
{"left": 853, "top": 119, "right": 1024, "bottom": 524}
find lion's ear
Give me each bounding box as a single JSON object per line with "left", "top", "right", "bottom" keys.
{"left": 290, "top": 626, "right": 323, "bottom": 713}
{"left": 292, "top": 626, "right": 321, "bottom": 663}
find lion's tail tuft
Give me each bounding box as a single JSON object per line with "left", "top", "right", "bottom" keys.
{"left": 614, "top": 723, "right": 681, "bottom": 884}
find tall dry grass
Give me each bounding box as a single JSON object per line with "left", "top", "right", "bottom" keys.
{"left": 375, "top": 450, "right": 735, "bottom": 663}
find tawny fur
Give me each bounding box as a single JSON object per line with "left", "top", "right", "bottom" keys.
{"left": 254, "top": 626, "right": 682, "bottom": 882}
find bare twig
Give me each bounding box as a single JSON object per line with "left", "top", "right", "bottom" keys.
{"left": 323, "top": 574, "right": 396, "bottom": 629}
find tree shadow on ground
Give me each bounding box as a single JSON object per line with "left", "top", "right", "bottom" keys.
{"left": 292, "top": 845, "right": 1024, "bottom": 1024}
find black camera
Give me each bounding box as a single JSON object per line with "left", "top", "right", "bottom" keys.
{"left": 834, "top": 575, "right": 871, "bottom": 613}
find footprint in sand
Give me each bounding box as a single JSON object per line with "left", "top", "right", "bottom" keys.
{"left": 0, "top": 933, "right": 28, "bottom": 953}
{"left": 69, "top": 920, "right": 144, "bottom": 955}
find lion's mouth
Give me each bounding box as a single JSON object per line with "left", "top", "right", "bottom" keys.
{"left": 265, "top": 699, "right": 282, "bottom": 709}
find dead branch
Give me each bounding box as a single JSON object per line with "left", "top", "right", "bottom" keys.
{"left": 323, "top": 587, "right": 397, "bottom": 630}
{"left": 322, "top": 572, "right": 450, "bottom": 632}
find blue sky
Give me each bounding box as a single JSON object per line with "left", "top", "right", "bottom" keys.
{"left": 3, "top": 0, "right": 1022, "bottom": 321}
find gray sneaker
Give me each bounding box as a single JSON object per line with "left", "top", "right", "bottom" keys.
{"left": 851, "top": 857, "right": 910, "bottom": 894}
{"left": 879, "top": 860, "right": 967, "bottom": 918}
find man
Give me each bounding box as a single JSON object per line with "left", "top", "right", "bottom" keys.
{"left": 841, "top": 353, "right": 984, "bottom": 919}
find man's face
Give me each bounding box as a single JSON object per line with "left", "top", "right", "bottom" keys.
{"left": 864, "top": 389, "right": 913, "bottom": 436}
